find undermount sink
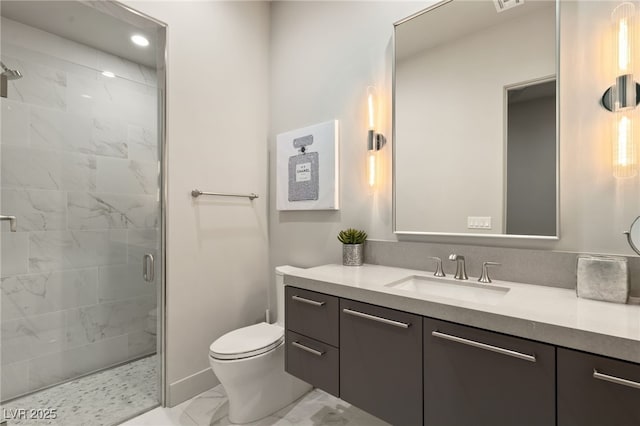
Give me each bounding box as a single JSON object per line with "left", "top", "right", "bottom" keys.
{"left": 386, "top": 275, "right": 510, "bottom": 305}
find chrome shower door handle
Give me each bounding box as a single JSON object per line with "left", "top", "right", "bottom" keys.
{"left": 0, "top": 215, "right": 17, "bottom": 232}
{"left": 143, "top": 254, "right": 155, "bottom": 283}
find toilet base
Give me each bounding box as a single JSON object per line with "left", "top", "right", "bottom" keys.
{"left": 210, "top": 342, "right": 312, "bottom": 424}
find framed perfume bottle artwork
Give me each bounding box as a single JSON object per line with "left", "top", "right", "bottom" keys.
{"left": 276, "top": 120, "right": 339, "bottom": 211}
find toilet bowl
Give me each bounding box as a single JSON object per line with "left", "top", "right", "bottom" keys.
{"left": 208, "top": 267, "right": 312, "bottom": 424}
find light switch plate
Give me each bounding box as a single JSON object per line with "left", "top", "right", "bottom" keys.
{"left": 467, "top": 216, "right": 492, "bottom": 229}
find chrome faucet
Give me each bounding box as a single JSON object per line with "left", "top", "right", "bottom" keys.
{"left": 448, "top": 254, "right": 468, "bottom": 280}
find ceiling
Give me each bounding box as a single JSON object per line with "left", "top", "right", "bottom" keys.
{"left": 395, "top": 0, "right": 554, "bottom": 62}
{"left": 1, "top": 1, "right": 159, "bottom": 68}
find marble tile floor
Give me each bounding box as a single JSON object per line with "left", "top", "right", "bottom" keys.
{"left": 1, "top": 355, "right": 158, "bottom": 426}
{"left": 122, "top": 385, "right": 390, "bottom": 426}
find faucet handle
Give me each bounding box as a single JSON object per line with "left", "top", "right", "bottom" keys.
{"left": 478, "top": 262, "right": 501, "bottom": 283}
{"left": 428, "top": 257, "right": 446, "bottom": 277}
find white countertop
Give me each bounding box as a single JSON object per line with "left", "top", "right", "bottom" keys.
{"left": 283, "top": 264, "right": 640, "bottom": 363}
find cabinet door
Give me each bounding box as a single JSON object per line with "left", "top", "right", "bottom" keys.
{"left": 424, "top": 318, "right": 555, "bottom": 426}
{"left": 285, "top": 286, "right": 339, "bottom": 346}
{"left": 340, "top": 299, "right": 422, "bottom": 426}
{"left": 285, "top": 330, "right": 339, "bottom": 396}
{"left": 558, "top": 347, "right": 640, "bottom": 426}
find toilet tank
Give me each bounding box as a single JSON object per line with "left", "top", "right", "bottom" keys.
{"left": 274, "top": 265, "right": 301, "bottom": 326}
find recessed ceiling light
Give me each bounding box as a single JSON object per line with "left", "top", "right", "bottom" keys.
{"left": 131, "top": 34, "right": 149, "bottom": 47}
{"left": 102, "top": 71, "right": 116, "bottom": 78}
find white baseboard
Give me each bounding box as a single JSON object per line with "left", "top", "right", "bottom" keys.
{"left": 167, "top": 367, "right": 219, "bottom": 407}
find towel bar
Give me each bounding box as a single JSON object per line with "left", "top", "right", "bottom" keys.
{"left": 191, "top": 189, "right": 258, "bottom": 200}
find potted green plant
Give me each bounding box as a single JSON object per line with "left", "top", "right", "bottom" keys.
{"left": 337, "top": 228, "right": 367, "bottom": 266}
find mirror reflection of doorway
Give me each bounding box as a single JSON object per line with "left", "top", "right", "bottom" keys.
{"left": 505, "top": 78, "right": 557, "bottom": 236}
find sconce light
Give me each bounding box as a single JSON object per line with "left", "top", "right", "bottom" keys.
{"left": 602, "top": 2, "right": 640, "bottom": 178}
{"left": 367, "top": 86, "right": 386, "bottom": 187}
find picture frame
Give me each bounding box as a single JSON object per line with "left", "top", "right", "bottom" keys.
{"left": 276, "top": 120, "right": 339, "bottom": 211}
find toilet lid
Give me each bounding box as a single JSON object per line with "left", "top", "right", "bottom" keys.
{"left": 209, "top": 322, "right": 284, "bottom": 360}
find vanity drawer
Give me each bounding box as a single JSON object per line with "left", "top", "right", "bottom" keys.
{"left": 285, "top": 330, "right": 339, "bottom": 396}
{"left": 557, "top": 347, "right": 640, "bottom": 426}
{"left": 285, "top": 286, "right": 339, "bottom": 346}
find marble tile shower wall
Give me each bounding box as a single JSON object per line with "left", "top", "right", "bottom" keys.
{"left": 0, "top": 31, "right": 159, "bottom": 401}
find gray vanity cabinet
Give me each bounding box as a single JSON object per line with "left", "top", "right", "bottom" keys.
{"left": 557, "top": 347, "right": 640, "bottom": 426}
{"left": 285, "top": 283, "right": 640, "bottom": 426}
{"left": 340, "top": 299, "right": 423, "bottom": 426}
{"left": 423, "top": 318, "right": 556, "bottom": 426}
{"left": 284, "top": 287, "right": 340, "bottom": 396}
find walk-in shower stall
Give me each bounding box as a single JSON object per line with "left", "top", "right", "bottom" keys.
{"left": 0, "top": 1, "right": 166, "bottom": 424}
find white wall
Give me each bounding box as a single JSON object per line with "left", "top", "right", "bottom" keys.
{"left": 269, "top": 1, "right": 428, "bottom": 272}
{"left": 395, "top": 7, "right": 555, "bottom": 234}
{"left": 124, "top": 1, "right": 270, "bottom": 406}
{"left": 557, "top": 1, "right": 640, "bottom": 255}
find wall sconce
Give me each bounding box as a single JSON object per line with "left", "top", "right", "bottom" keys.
{"left": 367, "top": 86, "right": 386, "bottom": 187}
{"left": 602, "top": 2, "right": 640, "bottom": 178}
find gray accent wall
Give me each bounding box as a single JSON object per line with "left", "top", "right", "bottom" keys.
{"left": 365, "top": 240, "right": 640, "bottom": 297}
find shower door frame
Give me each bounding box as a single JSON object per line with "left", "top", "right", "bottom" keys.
{"left": 91, "top": 0, "right": 169, "bottom": 408}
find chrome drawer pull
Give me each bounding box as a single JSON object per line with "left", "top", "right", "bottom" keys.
{"left": 292, "top": 295, "right": 325, "bottom": 306}
{"left": 292, "top": 341, "right": 324, "bottom": 357}
{"left": 593, "top": 369, "right": 640, "bottom": 390}
{"left": 343, "top": 308, "right": 411, "bottom": 329}
{"left": 432, "top": 331, "right": 536, "bottom": 363}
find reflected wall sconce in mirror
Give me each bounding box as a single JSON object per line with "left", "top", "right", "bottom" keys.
{"left": 602, "top": 2, "right": 640, "bottom": 178}
{"left": 367, "top": 86, "right": 386, "bottom": 187}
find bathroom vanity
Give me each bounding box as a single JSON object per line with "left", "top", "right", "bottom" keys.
{"left": 283, "top": 264, "right": 640, "bottom": 426}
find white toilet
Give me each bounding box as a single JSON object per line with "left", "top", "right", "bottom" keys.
{"left": 208, "top": 266, "right": 312, "bottom": 424}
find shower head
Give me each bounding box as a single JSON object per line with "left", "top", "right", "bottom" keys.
{"left": 0, "top": 61, "right": 22, "bottom": 80}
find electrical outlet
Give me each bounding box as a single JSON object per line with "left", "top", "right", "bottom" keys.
{"left": 467, "top": 216, "right": 492, "bottom": 229}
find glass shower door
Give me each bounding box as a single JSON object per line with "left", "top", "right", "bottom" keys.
{"left": 0, "top": 1, "right": 165, "bottom": 424}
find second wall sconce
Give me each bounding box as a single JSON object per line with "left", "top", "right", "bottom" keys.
{"left": 367, "top": 86, "right": 386, "bottom": 187}
{"left": 602, "top": 2, "right": 640, "bottom": 178}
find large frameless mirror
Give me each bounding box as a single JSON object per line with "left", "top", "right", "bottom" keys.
{"left": 393, "top": 0, "right": 558, "bottom": 239}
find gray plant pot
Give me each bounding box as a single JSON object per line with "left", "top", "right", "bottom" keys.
{"left": 343, "top": 243, "right": 364, "bottom": 266}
